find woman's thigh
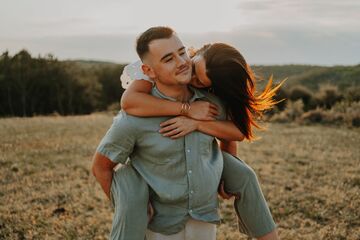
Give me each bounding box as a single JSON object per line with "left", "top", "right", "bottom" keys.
{"left": 221, "top": 151, "right": 257, "bottom": 193}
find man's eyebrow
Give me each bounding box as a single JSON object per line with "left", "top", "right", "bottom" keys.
{"left": 160, "top": 46, "right": 186, "bottom": 61}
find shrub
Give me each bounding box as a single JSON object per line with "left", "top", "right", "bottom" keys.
{"left": 300, "top": 108, "right": 343, "bottom": 125}
{"left": 300, "top": 108, "right": 324, "bottom": 123}
{"left": 315, "top": 84, "right": 343, "bottom": 109}
{"left": 288, "top": 85, "right": 315, "bottom": 110}
{"left": 273, "top": 87, "right": 288, "bottom": 111}
{"left": 331, "top": 101, "right": 360, "bottom": 127}
{"left": 352, "top": 116, "right": 360, "bottom": 127}
{"left": 344, "top": 86, "right": 360, "bottom": 102}
{"left": 106, "top": 102, "right": 120, "bottom": 115}
{"left": 270, "top": 100, "right": 304, "bottom": 123}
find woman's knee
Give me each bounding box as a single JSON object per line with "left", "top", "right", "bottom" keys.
{"left": 222, "top": 153, "right": 259, "bottom": 191}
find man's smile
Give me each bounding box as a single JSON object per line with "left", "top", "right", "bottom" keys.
{"left": 175, "top": 65, "right": 190, "bottom": 76}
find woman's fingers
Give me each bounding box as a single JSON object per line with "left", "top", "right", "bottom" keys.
{"left": 209, "top": 103, "right": 219, "bottom": 112}
{"left": 159, "top": 120, "right": 179, "bottom": 133}
{"left": 162, "top": 128, "right": 182, "bottom": 137}
{"left": 159, "top": 125, "right": 177, "bottom": 134}
{"left": 209, "top": 108, "right": 219, "bottom": 117}
{"left": 160, "top": 118, "right": 177, "bottom": 127}
{"left": 170, "top": 131, "right": 186, "bottom": 139}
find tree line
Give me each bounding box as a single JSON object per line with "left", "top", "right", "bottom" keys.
{"left": 0, "top": 50, "right": 125, "bottom": 117}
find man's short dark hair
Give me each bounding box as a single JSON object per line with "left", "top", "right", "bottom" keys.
{"left": 136, "top": 26, "right": 174, "bottom": 60}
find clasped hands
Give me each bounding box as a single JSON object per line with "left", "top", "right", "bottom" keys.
{"left": 159, "top": 101, "right": 219, "bottom": 139}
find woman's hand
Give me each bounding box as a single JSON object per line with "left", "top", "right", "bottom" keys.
{"left": 159, "top": 116, "right": 199, "bottom": 139}
{"left": 187, "top": 101, "right": 219, "bottom": 121}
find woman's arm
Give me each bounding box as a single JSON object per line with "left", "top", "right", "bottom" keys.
{"left": 197, "top": 120, "right": 245, "bottom": 142}
{"left": 121, "top": 80, "right": 182, "bottom": 116}
{"left": 159, "top": 116, "right": 245, "bottom": 142}
{"left": 120, "top": 80, "right": 218, "bottom": 120}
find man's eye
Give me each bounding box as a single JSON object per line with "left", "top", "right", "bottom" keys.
{"left": 165, "top": 58, "right": 173, "bottom": 63}
{"left": 180, "top": 51, "right": 186, "bottom": 55}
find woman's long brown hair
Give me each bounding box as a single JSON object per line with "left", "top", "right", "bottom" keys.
{"left": 197, "top": 43, "right": 284, "bottom": 141}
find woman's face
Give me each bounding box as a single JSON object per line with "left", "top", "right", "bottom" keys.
{"left": 190, "top": 55, "right": 212, "bottom": 88}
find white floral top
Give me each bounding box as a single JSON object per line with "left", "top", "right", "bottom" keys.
{"left": 120, "top": 60, "right": 153, "bottom": 89}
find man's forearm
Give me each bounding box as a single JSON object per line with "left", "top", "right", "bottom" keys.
{"left": 93, "top": 168, "right": 113, "bottom": 199}
{"left": 92, "top": 152, "right": 117, "bottom": 200}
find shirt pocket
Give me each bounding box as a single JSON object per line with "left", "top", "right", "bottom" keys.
{"left": 198, "top": 132, "right": 214, "bottom": 155}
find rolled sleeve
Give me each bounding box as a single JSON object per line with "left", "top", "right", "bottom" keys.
{"left": 96, "top": 112, "right": 137, "bottom": 164}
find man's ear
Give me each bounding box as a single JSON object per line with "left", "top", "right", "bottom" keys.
{"left": 142, "top": 64, "right": 156, "bottom": 79}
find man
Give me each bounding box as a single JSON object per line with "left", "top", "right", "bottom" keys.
{"left": 92, "top": 26, "right": 225, "bottom": 239}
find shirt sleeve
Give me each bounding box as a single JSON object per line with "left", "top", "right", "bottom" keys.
{"left": 96, "top": 111, "right": 137, "bottom": 164}
{"left": 200, "top": 92, "right": 227, "bottom": 121}
{"left": 120, "top": 60, "right": 154, "bottom": 89}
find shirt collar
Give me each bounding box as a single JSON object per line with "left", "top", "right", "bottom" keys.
{"left": 151, "top": 85, "right": 207, "bottom": 103}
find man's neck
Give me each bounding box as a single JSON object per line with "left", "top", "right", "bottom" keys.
{"left": 155, "top": 83, "right": 192, "bottom": 102}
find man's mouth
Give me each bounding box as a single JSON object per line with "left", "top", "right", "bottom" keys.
{"left": 176, "top": 66, "right": 190, "bottom": 75}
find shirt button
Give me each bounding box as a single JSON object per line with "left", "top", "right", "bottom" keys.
{"left": 189, "top": 209, "right": 193, "bottom": 213}
{"left": 188, "top": 170, "right": 192, "bottom": 174}
{"left": 186, "top": 149, "right": 191, "bottom": 153}
{"left": 190, "top": 190, "right": 194, "bottom": 194}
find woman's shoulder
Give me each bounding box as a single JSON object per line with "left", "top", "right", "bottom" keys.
{"left": 198, "top": 89, "right": 223, "bottom": 105}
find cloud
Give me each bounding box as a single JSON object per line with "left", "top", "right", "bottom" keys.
{"left": 2, "top": 27, "right": 358, "bottom": 66}
{"left": 1, "top": 0, "right": 359, "bottom": 65}
{"left": 235, "top": 0, "right": 360, "bottom": 30}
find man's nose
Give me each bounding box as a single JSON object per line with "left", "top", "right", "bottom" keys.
{"left": 175, "top": 54, "right": 186, "bottom": 66}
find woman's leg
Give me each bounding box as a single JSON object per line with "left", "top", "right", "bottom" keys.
{"left": 110, "top": 164, "right": 149, "bottom": 240}
{"left": 221, "top": 151, "right": 277, "bottom": 239}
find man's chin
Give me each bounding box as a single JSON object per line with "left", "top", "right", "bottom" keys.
{"left": 177, "top": 79, "right": 191, "bottom": 86}
{"left": 176, "top": 75, "right": 192, "bottom": 85}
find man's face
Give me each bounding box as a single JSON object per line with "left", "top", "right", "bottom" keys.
{"left": 144, "top": 34, "right": 192, "bottom": 86}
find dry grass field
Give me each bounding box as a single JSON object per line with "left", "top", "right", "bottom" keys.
{"left": 0, "top": 114, "right": 359, "bottom": 240}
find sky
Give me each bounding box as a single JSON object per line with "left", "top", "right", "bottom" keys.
{"left": 1, "top": 0, "right": 359, "bottom": 65}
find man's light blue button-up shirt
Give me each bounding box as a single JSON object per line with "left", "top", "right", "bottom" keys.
{"left": 97, "top": 86, "right": 226, "bottom": 235}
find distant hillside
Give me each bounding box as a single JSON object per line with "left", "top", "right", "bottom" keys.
{"left": 63, "top": 59, "right": 123, "bottom": 70}
{"left": 64, "top": 60, "right": 360, "bottom": 91}
{"left": 252, "top": 64, "right": 360, "bottom": 91}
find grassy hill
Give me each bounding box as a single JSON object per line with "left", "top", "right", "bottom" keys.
{"left": 252, "top": 64, "right": 360, "bottom": 91}
{"left": 66, "top": 60, "right": 360, "bottom": 91}
{"left": 0, "top": 115, "right": 359, "bottom": 239}
{"left": 62, "top": 60, "right": 124, "bottom": 71}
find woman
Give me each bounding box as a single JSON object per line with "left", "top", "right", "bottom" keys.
{"left": 117, "top": 43, "right": 283, "bottom": 240}
{"left": 121, "top": 43, "right": 281, "bottom": 142}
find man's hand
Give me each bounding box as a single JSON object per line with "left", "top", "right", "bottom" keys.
{"left": 218, "top": 181, "right": 237, "bottom": 200}
{"left": 187, "top": 101, "right": 219, "bottom": 120}
{"left": 159, "top": 116, "right": 199, "bottom": 139}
